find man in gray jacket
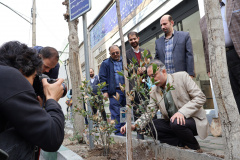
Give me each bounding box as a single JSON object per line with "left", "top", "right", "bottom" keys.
{"left": 155, "top": 15, "right": 195, "bottom": 77}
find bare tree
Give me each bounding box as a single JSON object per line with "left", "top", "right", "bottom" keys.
{"left": 63, "top": 0, "right": 85, "bottom": 137}
{"left": 203, "top": 0, "right": 240, "bottom": 159}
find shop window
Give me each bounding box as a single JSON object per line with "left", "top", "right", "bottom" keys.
{"left": 96, "top": 50, "right": 107, "bottom": 73}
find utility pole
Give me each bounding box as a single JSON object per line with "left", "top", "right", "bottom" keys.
{"left": 32, "top": 0, "right": 36, "bottom": 47}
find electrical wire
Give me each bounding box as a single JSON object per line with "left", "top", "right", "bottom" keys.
{"left": 0, "top": 2, "right": 32, "bottom": 24}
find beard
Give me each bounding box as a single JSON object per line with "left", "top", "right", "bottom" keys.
{"left": 130, "top": 42, "right": 139, "bottom": 48}
{"left": 90, "top": 74, "right": 94, "bottom": 78}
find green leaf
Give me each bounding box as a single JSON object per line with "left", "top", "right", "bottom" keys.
{"left": 117, "top": 71, "right": 124, "bottom": 76}
{"left": 152, "top": 63, "right": 157, "bottom": 74}
{"left": 143, "top": 49, "right": 148, "bottom": 57}
{"left": 146, "top": 54, "right": 152, "bottom": 58}
{"left": 151, "top": 77, "right": 155, "bottom": 84}
{"left": 132, "top": 57, "right": 138, "bottom": 64}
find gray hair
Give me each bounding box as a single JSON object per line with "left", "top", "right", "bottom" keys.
{"left": 147, "top": 59, "right": 166, "bottom": 71}
{"left": 108, "top": 45, "right": 119, "bottom": 52}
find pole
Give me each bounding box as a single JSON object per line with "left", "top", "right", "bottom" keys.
{"left": 83, "top": 13, "right": 94, "bottom": 149}
{"left": 32, "top": 0, "right": 36, "bottom": 47}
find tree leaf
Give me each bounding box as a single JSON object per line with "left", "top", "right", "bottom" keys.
{"left": 152, "top": 63, "right": 157, "bottom": 74}
{"left": 117, "top": 71, "right": 124, "bottom": 76}
{"left": 143, "top": 49, "right": 148, "bottom": 57}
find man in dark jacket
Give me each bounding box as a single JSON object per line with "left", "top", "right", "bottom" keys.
{"left": 34, "top": 46, "right": 60, "bottom": 79}
{"left": 33, "top": 46, "right": 60, "bottom": 100}
{"left": 0, "top": 41, "right": 65, "bottom": 160}
{"left": 90, "top": 68, "right": 107, "bottom": 121}
{"left": 126, "top": 31, "right": 152, "bottom": 139}
{"left": 99, "top": 45, "right": 126, "bottom": 136}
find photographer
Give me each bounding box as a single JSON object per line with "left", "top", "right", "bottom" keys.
{"left": 0, "top": 41, "right": 65, "bottom": 160}
{"left": 34, "top": 45, "right": 60, "bottom": 79}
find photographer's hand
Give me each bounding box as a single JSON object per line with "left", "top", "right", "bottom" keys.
{"left": 42, "top": 78, "right": 64, "bottom": 101}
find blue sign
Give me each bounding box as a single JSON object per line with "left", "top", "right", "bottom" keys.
{"left": 69, "top": 0, "right": 91, "bottom": 21}
{"left": 90, "top": 0, "right": 143, "bottom": 48}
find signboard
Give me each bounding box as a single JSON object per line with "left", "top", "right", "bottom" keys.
{"left": 90, "top": 0, "right": 144, "bottom": 48}
{"left": 69, "top": 0, "right": 91, "bottom": 21}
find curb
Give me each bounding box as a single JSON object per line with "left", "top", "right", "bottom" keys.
{"left": 40, "top": 145, "right": 84, "bottom": 160}
{"left": 112, "top": 135, "right": 223, "bottom": 160}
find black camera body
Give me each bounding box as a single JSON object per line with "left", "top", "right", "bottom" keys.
{"left": 33, "top": 74, "right": 67, "bottom": 99}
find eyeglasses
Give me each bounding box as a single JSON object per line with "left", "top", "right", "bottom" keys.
{"left": 111, "top": 51, "right": 120, "bottom": 55}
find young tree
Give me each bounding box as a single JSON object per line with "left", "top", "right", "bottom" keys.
{"left": 115, "top": 0, "right": 133, "bottom": 159}
{"left": 203, "top": 0, "right": 240, "bottom": 159}
{"left": 63, "top": 0, "right": 85, "bottom": 137}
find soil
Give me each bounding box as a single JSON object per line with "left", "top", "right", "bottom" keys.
{"left": 63, "top": 133, "right": 223, "bottom": 160}
{"left": 63, "top": 134, "right": 157, "bottom": 160}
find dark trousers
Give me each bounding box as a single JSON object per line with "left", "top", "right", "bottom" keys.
{"left": 109, "top": 89, "right": 126, "bottom": 136}
{"left": 91, "top": 100, "right": 107, "bottom": 121}
{"left": 226, "top": 47, "right": 240, "bottom": 113}
{"left": 133, "top": 92, "right": 145, "bottom": 139}
{"left": 83, "top": 103, "right": 88, "bottom": 125}
{"left": 148, "top": 118, "right": 200, "bottom": 150}
{"left": 0, "top": 128, "right": 35, "bottom": 160}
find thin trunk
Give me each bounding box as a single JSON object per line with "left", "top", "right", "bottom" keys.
{"left": 63, "top": 0, "right": 84, "bottom": 137}
{"left": 203, "top": 0, "right": 240, "bottom": 159}
{"left": 115, "top": 0, "right": 133, "bottom": 159}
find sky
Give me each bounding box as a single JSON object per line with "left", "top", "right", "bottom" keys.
{"left": 0, "top": 0, "right": 110, "bottom": 60}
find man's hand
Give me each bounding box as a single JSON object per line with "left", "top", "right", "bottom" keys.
{"left": 137, "top": 67, "right": 146, "bottom": 75}
{"left": 42, "top": 78, "right": 64, "bottom": 102}
{"left": 190, "top": 75, "right": 194, "bottom": 79}
{"left": 120, "top": 124, "right": 135, "bottom": 134}
{"left": 170, "top": 112, "right": 185, "bottom": 125}
{"left": 103, "top": 92, "right": 109, "bottom": 100}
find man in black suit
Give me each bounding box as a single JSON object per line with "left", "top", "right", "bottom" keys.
{"left": 126, "top": 31, "right": 152, "bottom": 139}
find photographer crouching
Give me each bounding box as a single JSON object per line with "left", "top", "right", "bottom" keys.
{"left": 0, "top": 41, "right": 65, "bottom": 160}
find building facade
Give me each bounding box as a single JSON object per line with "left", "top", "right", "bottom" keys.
{"left": 80, "top": 0, "right": 213, "bottom": 109}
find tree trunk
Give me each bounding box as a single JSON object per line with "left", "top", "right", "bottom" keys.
{"left": 63, "top": 0, "right": 84, "bottom": 137}
{"left": 115, "top": 0, "right": 133, "bottom": 159}
{"left": 203, "top": 0, "right": 240, "bottom": 159}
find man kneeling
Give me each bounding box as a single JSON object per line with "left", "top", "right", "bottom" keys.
{"left": 121, "top": 59, "right": 209, "bottom": 150}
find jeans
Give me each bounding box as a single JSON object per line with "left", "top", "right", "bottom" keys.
{"left": 0, "top": 128, "right": 35, "bottom": 160}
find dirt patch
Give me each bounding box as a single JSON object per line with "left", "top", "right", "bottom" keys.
{"left": 63, "top": 133, "right": 222, "bottom": 160}
{"left": 63, "top": 134, "right": 157, "bottom": 159}
{"left": 62, "top": 134, "right": 89, "bottom": 159}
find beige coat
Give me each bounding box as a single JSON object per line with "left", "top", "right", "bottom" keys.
{"left": 135, "top": 72, "right": 209, "bottom": 140}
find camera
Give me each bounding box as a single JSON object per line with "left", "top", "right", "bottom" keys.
{"left": 33, "top": 74, "right": 67, "bottom": 99}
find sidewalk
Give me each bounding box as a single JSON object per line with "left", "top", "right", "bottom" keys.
{"left": 128, "top": 131, "right": 224, "bottom": 158}
{"left": 196, "top": 135, "right": 224, "bottom": 157}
